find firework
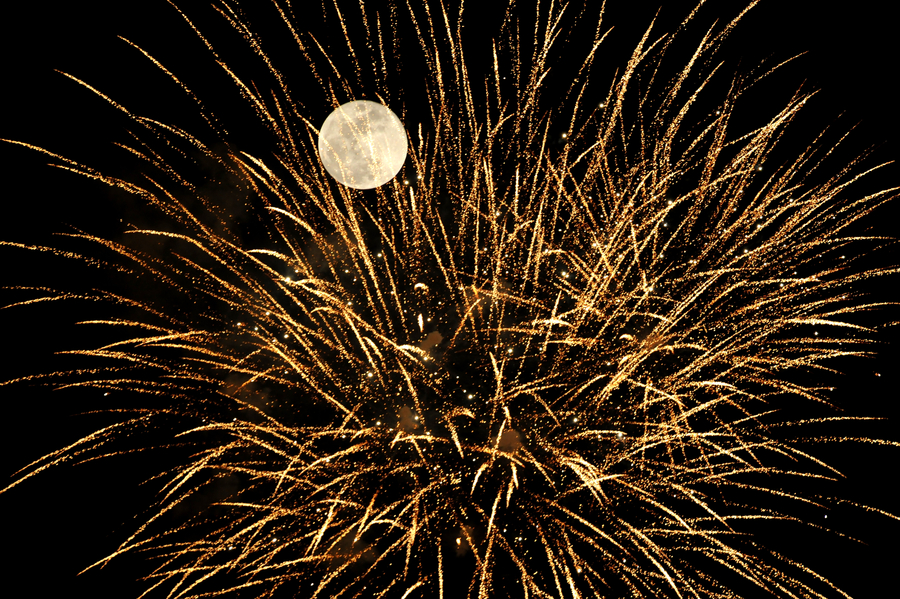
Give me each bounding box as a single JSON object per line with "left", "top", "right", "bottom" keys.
{"left": 2, "top": 1, "right": 898, "bottom": 598}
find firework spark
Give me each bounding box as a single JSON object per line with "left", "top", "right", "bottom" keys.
{"left": 2, "top": 1, "right": 898, "bottom": 598}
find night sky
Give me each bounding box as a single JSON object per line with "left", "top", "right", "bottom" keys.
{"left": 1, "top": 1, "right": 898, "bottom": 597}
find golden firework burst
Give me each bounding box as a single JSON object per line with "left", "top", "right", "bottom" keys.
{"left": 2, "top": 1, "right": 898, "bottom": 598}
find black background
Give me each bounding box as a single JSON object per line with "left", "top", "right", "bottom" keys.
{"left": 1, "top": 1, "right": 897, "bottom": 597}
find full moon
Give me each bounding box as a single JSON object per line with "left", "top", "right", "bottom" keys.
{"left": 317, "top": 100, "right": 407, "bottom": 190}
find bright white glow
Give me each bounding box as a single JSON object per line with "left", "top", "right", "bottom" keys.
{"left": 318, "top": 100, "right": 407, "bottom": 189}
